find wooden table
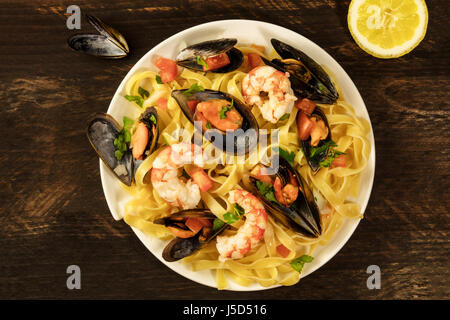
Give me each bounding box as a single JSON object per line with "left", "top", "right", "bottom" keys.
{"left": 0, "top": 0, "right": 448, "bottom": 300}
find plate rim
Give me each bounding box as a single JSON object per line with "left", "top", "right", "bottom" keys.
{"left": 99, "top": 19, "right": 376, "bottom": 291}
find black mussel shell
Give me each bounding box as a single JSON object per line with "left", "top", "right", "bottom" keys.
{"left": 171, "top": 89, "right": 259, "bottom": 155}
{"left": 300, "top": 107, "right": 332, "bottom": 172}
{"left": 262, "top": 39, "right": 338, "bottom": 104}
{"left": 154, "top": 209, "right": 228, "bottom": 262}
{"left": 176, "top": 38, "right": 243, "bottom": 73}
{"left": 132, "top": 107, "right": 159, "bottom": 175}
{"left": 249, "top": 157, "right": 322, "bottom": 237}
{"left": 68, "top": 14, "right": 128, "bottom": 59}
{"left": 86, "top": 113, "right": 134, "bottom": 185}
{"left": 85, "top": 14, "right": 129, "bottom": 54}
{"left": 68, "top": 34, "right": 127, "bottom": 58}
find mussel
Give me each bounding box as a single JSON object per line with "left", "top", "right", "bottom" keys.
{"left": 261, "top": 39, "right": 338, "bottom": 104}
{"left": 86, "top": 107, "right": 159, "bottom": 186}
{"left": 68, "top": 14, "right": 129, "bottom": 59}
{"left": 176, "top": 38, "right": 243, "bottom": 73}
{"left": 248, "top": 157, "right": 322, "bottom": 237}
{"left": 171, "top": 89, "right": 259, "bottom": 155}
{"left": 154, "top": 209, "right": 228, "bottom": 262}
{"left": 299, "top": 107, "right": 332, "bottom": 172}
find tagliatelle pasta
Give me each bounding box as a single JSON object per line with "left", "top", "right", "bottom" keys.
{"left": 120, "top": 45, "right": 371, "bottom": 290}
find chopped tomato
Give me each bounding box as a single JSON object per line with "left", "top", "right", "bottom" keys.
{"left": 156, "top": 97, "right": 168, "bottom": 110}
{"left": 276, "top": 244, "right": 290, "bottom": 258}
{"left": 154, "top": 57, "right": 178, "bottom": 83}
{"left": 189, "top": 167, "right": 214, "bottom": 192}
{"left": 187, "top": 99, "right": 200, "bottom": 113}
{"left": 198, "top": 218, "right": 212, "bottom": 228}
{"left": 204, "top": 53, "right": 230, "bottom": 71}
{"left": 248, "top": 53, "right": 263, "bottom": 69}
{"left": 297, "top": 111, "right": 315, "bottom": 140}
{"left": 185, "top": 218, "right": 204, "bottom": 234}
{"left": 250, "top": 44, "right": 265, "bottom": 53}
{"left": 167, "top": 226, "right": 196, "bottom": 239}
{"left": 295, "top": 98, "right": 316, "bottom": 115}
{"left": 332, "top": 154, "right": 346, "bottom": 168}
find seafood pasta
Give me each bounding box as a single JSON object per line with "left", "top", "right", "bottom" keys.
{"left": 87, "top": 38, "right": 371, "bottom": 289}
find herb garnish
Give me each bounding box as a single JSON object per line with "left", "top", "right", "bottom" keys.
{"left": 279, "top": 113, "right": 290, "bottom": 121}
{"left": 155, "top": 75, "right": 163, "bottom": 84}
{"left": 205, "top": 121, "right": 212, "bottom": 129}
{"left": 212, "top": 218, "right": 225, "bottom": 231}
{"left": 149, "top": 114, "right": 157, "bottom": 125}
{"left": 113, "top": 116, "right": 134, "bottom": 161}
{"left": 278, "top": 147, "right": 295, "bottom": 165}
{"left": 124, "top": 86, "right": 150, "bottom": 108}
{"left": 255, "top": 181, "right": 280, "bottom": 205}
{"left": 196, "top": 55, "right": 209, "bottom": 69}
{"left": 290, "top": 255, "right": 314, "bottom": 273}
{"left": 223, "top": 204, "right": 245, "bottom": 224}
{"left": 219, "top": 100, "right": 234, "bottom": 119}
{"left": 308, "top": 140, "right": 345, "bottom": 168}
{"left": 182, "top": 83, "right": 205, "bottom": 96}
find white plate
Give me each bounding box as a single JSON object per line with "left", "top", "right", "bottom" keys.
{"left": 100, "top": 20, "right": 376, "bottom": 291}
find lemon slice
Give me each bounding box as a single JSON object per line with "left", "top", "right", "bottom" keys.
{"left": 348, "top": 0, "right": 428, "bottom": 58}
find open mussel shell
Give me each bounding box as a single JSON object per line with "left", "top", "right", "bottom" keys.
{"left": 300, "top": 107, "right": 332, "bottom": 172}
{"left": 249, "top": 157, "right": 322, "bottom": 237}
{"left": 171, "top": 89, "right": 259, "bottom": 155}
{"left": 132, "top": 107, "right": 159, "bottom": 176}
{"left": 86, "top": 113, "right": 134, "bottom": 185}
{"left": 176, "top": 38, "right": 243, "bottom": 73}
{"left": 262, "top": 39, "right": 338, "bottom": 104}
{"left": 86, "top": 107, "right": 159, "bottom": 186}
{"left": 154, "top": 209, "right": 228, "bottom": 262}
{"left": 68, "top": 14, "right": 129, "bottom": 59}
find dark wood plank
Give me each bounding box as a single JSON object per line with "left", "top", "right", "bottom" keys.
{"left": 0, "top": 0, "right": 448, "bottom": 299}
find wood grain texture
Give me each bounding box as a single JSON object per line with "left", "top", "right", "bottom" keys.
{"left": 0, "top": 0, "right": 448, "bottom": 299}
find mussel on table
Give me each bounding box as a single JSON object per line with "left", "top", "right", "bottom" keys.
{"left": 261, "top": 39, "right": 338, "bottom": 104}
{"left": 176, "top": 38, "right": 243, "bottom": 73}
{"left": 296, "top": 98, "right": 332, "bottom": 172}
{"left": 248, "top": 157, "right": 322, "bottom": 237}
{"left": 86, "top": 107, "right": 159, "bottom": 186}
{"left": 171, "top": 89, "right": 259, "bottom": 155}
{"left": 154, "top": 209, "right": 228, "bottom": 262}
{"left": 68, "top": 14, "right": 129, "bottom": 59}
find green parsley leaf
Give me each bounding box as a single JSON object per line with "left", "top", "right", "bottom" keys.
{"left": 114, "top": 150, "right": 124, "bottom": 161}
{"left": 212, "top": 218, "right": 225, "bottom": 232}
{"left": 138, "top": 86, "right": 150, "bottom": 99}
{"left": 309, "top": 140, "right": 337, "bottom": 160}
{"left": 123, "top": 116, "right": 134, "bottom": 129}
{"left": 149, "top": 114, "right": 157, "bottom": 125}
{"left": 196, "top": 55, "right": 209, "bottom": 69}
{"left": 223, "top": 211, "right": 239, "bottom": 224}
{"left": 124, "top": 95, "right": 143, "bottom": 108}
{"left": 279, "top": 113, "right": 290, "bottom": 121}
{"left": 279, "top": 147, "right": 295, "bottom": 165}
{"left": 114, "top": 117, "right": 135, "bottom": 161}
{"left": 155, "top": 75, "right": 163, "bottom": 84}
{"left": 182, "top": 83, "right": 205, "bottom": 97}
{"left": 290, "top": 255, "right": 314, "bottom": 273}
{"left": 234, "top": 203, "right": 245, "bottom": 217}
{"left": 205, "top": 121, "right": 212, "bottom": 129}
{"left": 255, "top": 181, "right": 280, "bottom": 205}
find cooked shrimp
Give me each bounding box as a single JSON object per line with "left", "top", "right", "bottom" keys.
{"left": 151, "top": 143, "right": 206, "bottom": 209}
{"left": 241, "top": 66, "right": 297, "bottom": 123}
{"left": 216, "top": 189, "right": 267, "bottom": 260}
